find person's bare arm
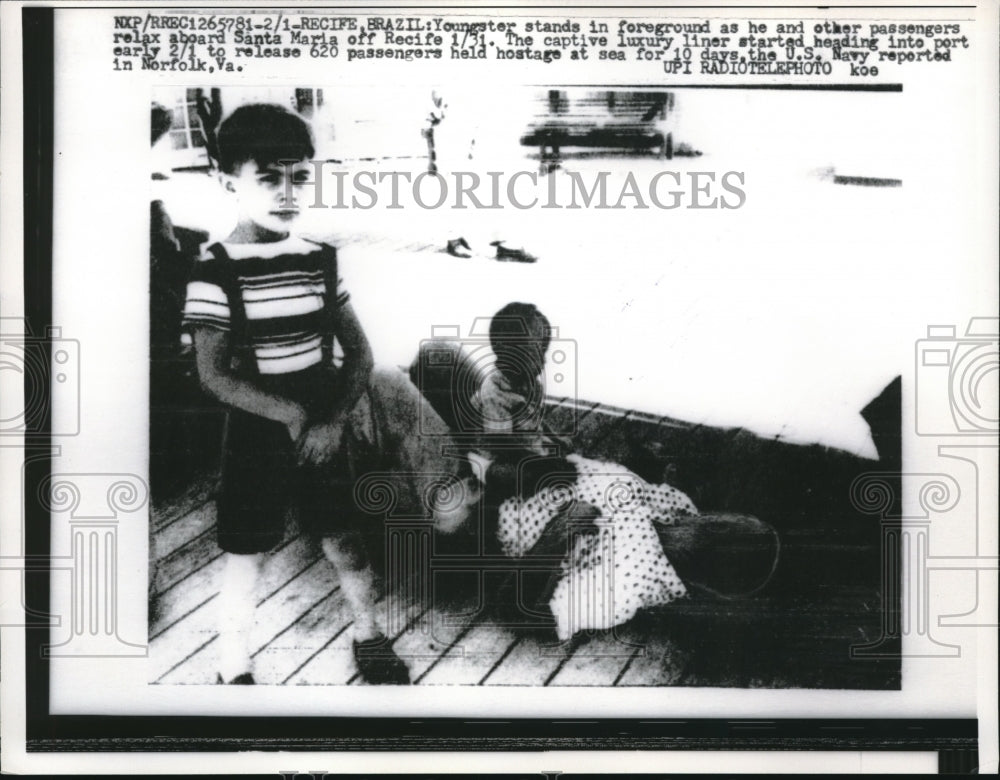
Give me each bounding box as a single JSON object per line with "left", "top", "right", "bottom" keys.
{"left": 328, "top": 301, "right": 374, "bottom": 424}
{"left": 193, "top": 327, "right": 308, "bottom": 440}
{"left": 481, "top": 391, "right": 515, "bottom": 436}
{"left": 295, "top": 301, "right": 374, "bottom": 464}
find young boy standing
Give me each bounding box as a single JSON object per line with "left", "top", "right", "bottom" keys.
{"left": 182, "top": 103, "right": 409, "bottom": 684}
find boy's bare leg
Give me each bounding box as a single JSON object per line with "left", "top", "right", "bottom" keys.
{"left": 322, "top": 531, "right": 410, "bottom": 684}
{"left": 320, "top": 533, "right": 379, "bottom": 641}
{"left": 217, "top": 551, "right": 264, "bottom": 682}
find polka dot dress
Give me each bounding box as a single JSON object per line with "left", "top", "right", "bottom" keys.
{"left": 496, "top": 454, "right": 697, "bottom": 640}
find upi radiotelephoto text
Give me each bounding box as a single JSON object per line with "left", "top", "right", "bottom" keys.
{"left": 112, "top": 14, "right": 970, "bottom": 77}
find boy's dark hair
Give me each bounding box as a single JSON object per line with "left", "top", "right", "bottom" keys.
{"left": 215, "top": 103, "right": 315, "bottom": 174}
{"left": 151, "top": 102, "right": 173, "bottom": 146}
{"left": 489, "top": 302, "right": 551, "bottom": 383}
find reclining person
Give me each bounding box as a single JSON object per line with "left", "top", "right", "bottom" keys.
{"left": 414, "top": 302, "right": 780, "bottom": 641}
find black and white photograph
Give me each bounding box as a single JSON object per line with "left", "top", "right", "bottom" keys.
{"left": 148, "top": 84, "right": 904, "bottom": 690}
{"left": 1, "top": 1, "right": 997, "bottom": 774}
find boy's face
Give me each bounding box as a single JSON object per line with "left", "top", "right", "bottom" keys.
{"left": 494, "top": 343, "right": 546, "bottom": 384}
{"left": 224, "top": 158, "right": 313, "bottom": 235}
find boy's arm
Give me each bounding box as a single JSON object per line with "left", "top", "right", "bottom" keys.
{"left": 295, "top": 301, "right": 374, "bottom": 464}
{"left": 193, "top": 327, "right": 308, "bottom": 440}
{"left": 328, "top": 301, "right": 374, "bottom": 424}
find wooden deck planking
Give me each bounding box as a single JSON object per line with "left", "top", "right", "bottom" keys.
{"left": 282, "top": 620, "right": 357, "bottom": 685}
{"left": 156, "top": 555, "right": 336, "bottom": 684}
{"left": 288, "top": 591, "right": 426, "bottom": 685}
{"left": 480, "top": 633, "right": 573, "bottom": 686}
{"left": 547, "top": 628, "right": 645, "bottom": 686}
{"left": 252, "top": 587, "right": 347, "bottom": 684}
{"left": 152, "top": 476, "right": 219, "bottom": 533}
{"left": 151, "top": 535, "right": 322, "bottom": 682}
{"left": 611, "top": 627, "right": 691, "bottom": 686}
{"left": 417, "top": 620, "right": 520, "bottom": 686}
{"left": 150, "top": 530, "right": 310, "bottom": 637}
{"left": 579, "top": 412, "right": 692, "bottom": 485}
{"left": 544, "top": 400, "right": 688, "bottom": 490}
{"left": 386, "top": 606, "right": 481, "bottom": 685}
{"left": 152, "top": 501, "right": 217, "bottom": 563}
{"left": 542, "top": 398, "right": 601, "bottom": 444}
{"left": 560, "top": 401, "right": 630, "bottom": 453}
{"left": 153, "top": 523, "right": 224, "bottom": 595}
{"left": 166, "top": 559, "right": 343, "bottom": 685}
{"left": 150, "top": 555, "right": 225, "bottom": 639}
{"left": 149, "top": 533, "right": 225, "bottom": 638}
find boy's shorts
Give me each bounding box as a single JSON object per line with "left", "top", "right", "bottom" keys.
{"left": 214, "top": 365, "right": 471, "bottom": 555}
{"left": 216, "top": 408, "right": 368, "bottom": 555}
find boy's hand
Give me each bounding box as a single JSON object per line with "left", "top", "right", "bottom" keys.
{"left": 295, "top": 421, "right": 344, "bottom": 465}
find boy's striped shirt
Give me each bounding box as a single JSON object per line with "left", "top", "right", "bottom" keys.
{"left": 182, "top": 237, "right": 348, "bottom": 375}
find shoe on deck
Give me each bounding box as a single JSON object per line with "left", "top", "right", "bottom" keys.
{"left": 446, "top": 237, "right": 473, "bottom": 258}
{"left": 353, "top": 635, "right": 411, "bottom": 685}
{"left": 215, "top": 672, "right": 255, "bottom": 684}
{"left": 491, "top": 241, "right": 538, "bottom": 263}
